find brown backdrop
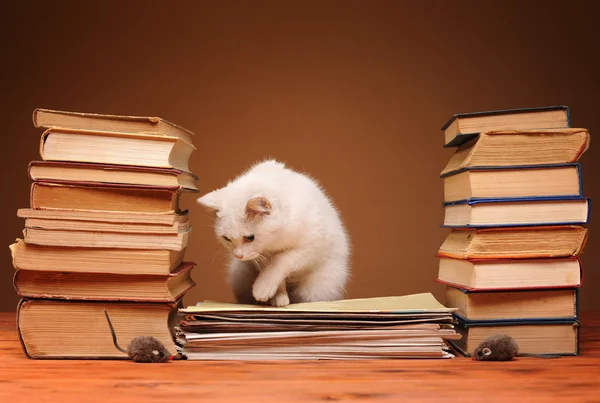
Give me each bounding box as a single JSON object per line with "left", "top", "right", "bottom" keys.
{"left": 2, "top": 0, "right": 599, "bottom": 311}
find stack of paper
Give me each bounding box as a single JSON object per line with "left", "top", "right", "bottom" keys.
{"left": 176, "top": 293, "right": 460, "bottom": 360}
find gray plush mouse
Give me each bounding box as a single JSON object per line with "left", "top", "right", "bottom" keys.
{"left": 472, "top": 334, "right": 519, "bottom": 361}
{"left": 104, "top": 309, "right": 179, "bottom": 363}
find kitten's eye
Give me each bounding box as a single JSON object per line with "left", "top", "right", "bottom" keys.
{"left": 477, "top": 350, "right": 483, "bottom": 356}
{"left": 483, "top": 348, "right": 492, "bottom": 356}
{"left": 222, "top": 236, "right": 231, "bottom": 242}
{"left": 244, "top": 235, "right": 255, "bottom": 242}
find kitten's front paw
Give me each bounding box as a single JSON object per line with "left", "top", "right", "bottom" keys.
{"left": 252, "top": 277, "right": 279, "bottom": 302}
{"left": 269, "top": 293, "right": 290, "bottom": 307}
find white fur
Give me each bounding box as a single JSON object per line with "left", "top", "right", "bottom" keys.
{"left": 197, "top": 159, "right": 350, "bottom": 306}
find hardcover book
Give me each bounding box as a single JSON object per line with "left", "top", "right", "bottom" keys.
{"left": 9, "top": 239, "right": 185, "bottom": 275}
{"left": 21, "top": 214, "right": 189, "bottom": 235}
{"left": 445, "top": 286, "right": 578, "bottom": 321}
{"left": 441, "top": 105, "right": 570, "bottom": 147}
{"left": 33, "top": 108, "right": 194, "bottom": 144}
{"left": 22, "top": 226, "right": 191, "bottom": 251}
{"left": 440, "top": 128, "right": 589, "bottom": 176}
{"left": 435, "top": 256, "right": 583, "bottom": 291}
{"left": 17, "top": 208, "right": 188, "bottom": 226}
{"left": 30, "top": 182, "right": 181, "bottom": 214}
{"left": 13, "top": 262, "right": 196, "bottom": 302}
{"left": 442, "top": 164, "right": 582, "bottom": 204}
{"left": 39, "top": 127, "right": 195, "bottom": 172}
{"left": 437, "top": 225, "right": 588, "bottom": 259}
{"left": 28, "top": 161, "right": 198, "bottom": 192}
{"left": 17, "top": 298, "right": 182, "bottom": 359}
{"left": 442, "top": 196, "right": 591, "bottom": 228}
{"left": 448, "top": 316, "right": 579, "bottom": 357}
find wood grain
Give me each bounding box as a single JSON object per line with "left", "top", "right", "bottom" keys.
{"left": 0, "top": 311, "right": 599, "bottom": 403}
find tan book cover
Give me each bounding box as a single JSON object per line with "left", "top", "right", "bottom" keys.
{"left": 33, "top": 108, "right": 194, "bottom": 144}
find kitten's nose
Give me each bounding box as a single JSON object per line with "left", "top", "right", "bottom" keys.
{"left": 233, "top": 250, "right": 244, "bottom": 259}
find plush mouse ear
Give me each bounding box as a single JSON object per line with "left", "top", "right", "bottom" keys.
{"left": 197, "top": 189, "right": 222, "bottom": 213}
{"left": 246, "top": 196, "right": 271, "bottom": 218}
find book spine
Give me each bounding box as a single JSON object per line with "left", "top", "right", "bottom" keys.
{"left": 565, "top": 106, "right": 572, "bottom": 127}
{"left": 576, "top": 164, "right": 583, "bottom": 195}
{"left": 572, "top": 134, "right": 590, "bottom": 162}
{"left": 26, "top": 161, "right": 34, "bottom": 181}
{"left": 575, "top": 321, "right": 580, "bottom": 355}
{"left": 38, "top": 129, "right": 51, "bottom": 160}
{"left": 574, "top": 289, "right": 579, "bottom": 320}
{"left": 29, "top": 183, "right": 36, "bottom": 209}
{"left": 15, "top": 299, "right": 32, "bottom": 359}
{"left": 12, "top": 270, "right": 21, "bottom": 297}
{"left": 32, "top": 109, "right": 41, "bottom": 128}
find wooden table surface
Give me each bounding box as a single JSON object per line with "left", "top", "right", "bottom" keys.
{"left": 1, "top": 311, "right": 599, "bottom": 403}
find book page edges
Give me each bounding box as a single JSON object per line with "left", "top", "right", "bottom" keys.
{"left": 39, "top": 127, "right": 196, "bottom": 151}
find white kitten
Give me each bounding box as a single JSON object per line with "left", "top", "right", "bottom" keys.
{"left": 197, "top": 159, "right": 350, "bottom": 307}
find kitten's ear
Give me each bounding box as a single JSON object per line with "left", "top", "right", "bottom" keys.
{"left": 197, "top": 190, "right": 221, "bottom": 213}
{"left": 246, "top": 197, "right": 271, "bottom": 218}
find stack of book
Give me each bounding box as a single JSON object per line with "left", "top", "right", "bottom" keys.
{"left": 435, "top": 106, "right": 590, "bottom": 358}
{"left": 9, "top": 108, "right": 199, "bottom": 359}
{"left": 176, "top": 293, "right": 460, "bottom": 360}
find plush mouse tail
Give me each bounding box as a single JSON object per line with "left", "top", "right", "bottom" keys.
{"left": 104, "top": 309, "right": 127, "bottom": 354}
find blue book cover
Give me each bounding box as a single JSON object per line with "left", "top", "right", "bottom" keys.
{"left": 441, "top": 163, "right": 583, "bottom": 204}
{"left": 441, "top": 195, "right": 591, "bottom": 229}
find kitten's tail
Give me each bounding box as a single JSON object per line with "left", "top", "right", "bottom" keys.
{"left": 104, "top": 309, "right": 127, "bottom": 353}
